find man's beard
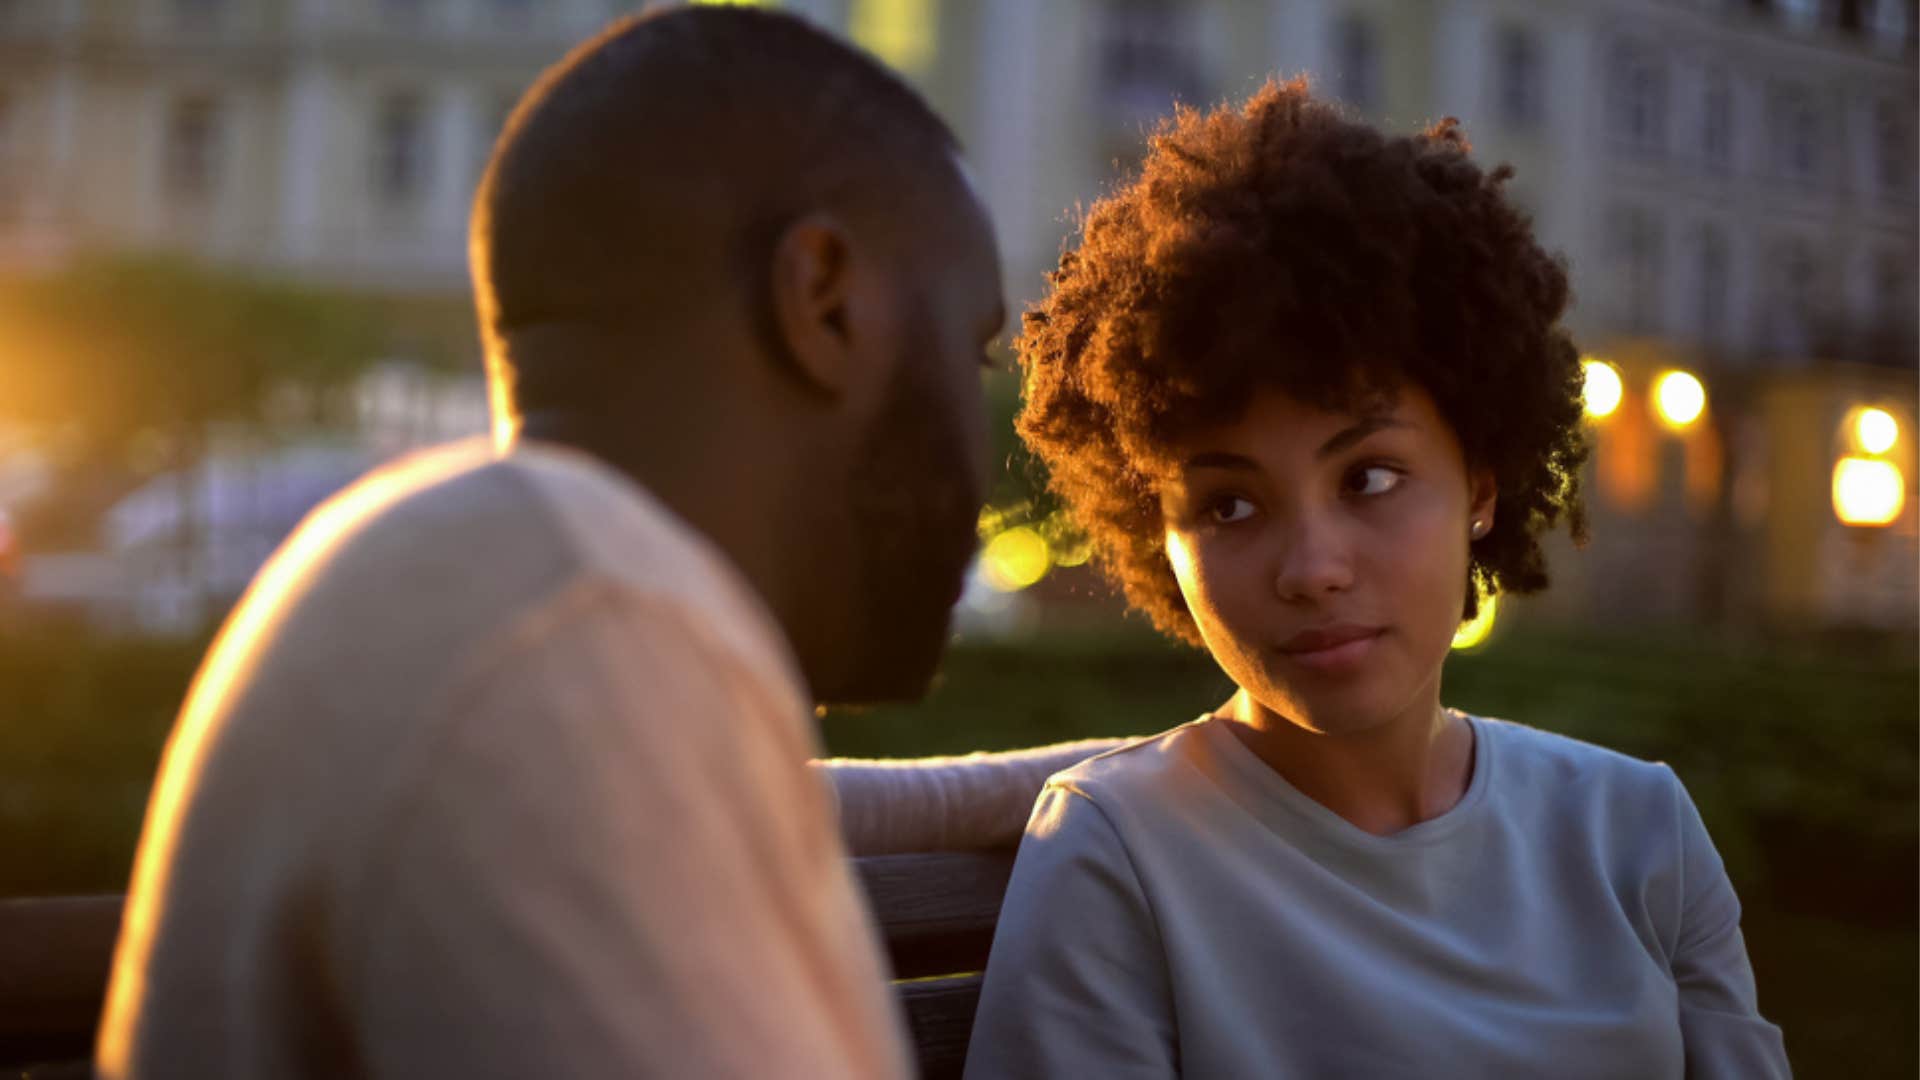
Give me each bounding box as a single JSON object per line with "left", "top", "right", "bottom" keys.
{"left": 828, "top": 343, "right": 981, "bottom": 704}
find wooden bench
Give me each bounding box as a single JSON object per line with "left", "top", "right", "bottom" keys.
{"left": 0, "top": 849, "right": 1015, "bottom": 1080}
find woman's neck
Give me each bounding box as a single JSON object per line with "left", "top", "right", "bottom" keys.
{"left": 1219, "top": 689, "right": 1475, "bottom": 837}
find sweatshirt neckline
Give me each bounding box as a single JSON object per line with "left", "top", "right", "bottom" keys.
{"left": 1194, "top": 709, "right": 1495, "bottom": 853}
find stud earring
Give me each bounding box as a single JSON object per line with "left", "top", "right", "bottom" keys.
{"left": 1470, "top": 519, "right": 1489, "bottom": 540}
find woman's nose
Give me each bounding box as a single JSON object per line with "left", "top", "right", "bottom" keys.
{"left": 1271, "top": 511, "right": 1355, "bottom": 602}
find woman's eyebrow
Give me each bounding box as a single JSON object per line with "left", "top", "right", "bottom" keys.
{"left": 1182, "top": 451, "right": 1259, "bottom": 471}
{"left": 1317, "top": 416, "right": 1411, "bottom": 459}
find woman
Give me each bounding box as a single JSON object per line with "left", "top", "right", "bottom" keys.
{"left": 959, "top": 80, "right": 1789, "bottom": 1078}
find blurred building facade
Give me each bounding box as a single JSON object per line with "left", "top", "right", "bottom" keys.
{"left": 0, "top": 0, "right": 1913, "bottom": 633}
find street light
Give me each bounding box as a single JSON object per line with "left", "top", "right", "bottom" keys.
{"left": 1653, "top": 370, "right": 1706, "bottom": 430}
{"left": 1855, "top": 407, "right": 1899, "bottom": 455}
{"left": 1832, "top": 456, "right": 1905, "bottom": 527}
{"left": 1581, "top": 359, "right": 1623, "bottom": 419}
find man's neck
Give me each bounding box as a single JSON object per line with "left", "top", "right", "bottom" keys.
{"left": 512, "top": 411, "right": 835, "bottom": 703}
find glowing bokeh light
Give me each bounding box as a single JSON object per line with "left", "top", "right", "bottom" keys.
{"left": 1653, "top": 370, "right": 1706, "bottom": 430}
{"left": 982, "top": 526, "right": 1051, "bottom": 591}
{"left": 1856, "top": 407, "right": 1899, "bottom": 455}
{"left": 1581, "top": 359, "right": 1623, "bottom": 419}
{"left": 1051, "top": 536, "right": 1093, "bottom": 568}
{"left": 851, "top": 0, "right": 935, "bottom": 74}
{"left": 1832, "top": 456, "right": 1905, "bottom": 527}
{"left": 1451, "top": 591, "right": 1498, "bottom": 651}
{"left": 1039, "top": 510, "right": 1093, "bottom": 567}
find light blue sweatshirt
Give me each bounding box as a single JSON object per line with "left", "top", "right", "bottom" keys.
{"left": 964, "top": 713, "right": 1790, "bottom": 1079}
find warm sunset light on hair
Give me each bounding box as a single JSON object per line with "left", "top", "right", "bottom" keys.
{"left": 1450, "top": 590, "right": 1498, "bottom": 651}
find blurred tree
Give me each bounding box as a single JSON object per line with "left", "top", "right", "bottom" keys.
{"left": 0, "top": 255, "right": 459, "bottom": 613}
{"left": 0, "top": 255, "right": 394, "bottom": 470}
{"left": 0, "top": 257, "right": 399, "bottom": 466}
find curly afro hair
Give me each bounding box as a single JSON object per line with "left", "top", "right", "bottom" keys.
{"left": 1016, "top": 78, "right": 1589, "bottom": 647}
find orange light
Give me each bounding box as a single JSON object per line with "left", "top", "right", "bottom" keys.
{"left": 1855, "top": 408, "right": 1899, "bottom": 455}
{"left": 1653, "top": 370, "right": 1706, "bottom": 430}
{"left": 1833, "top": 456, "right": 1905, "bottom": 527}
{"left": 1581, "top": 359, "right": 1623, "bottom": 419}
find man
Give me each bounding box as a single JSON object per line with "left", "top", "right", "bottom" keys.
{"left": 98, "top": 9, "right": 1005, "bottom": 1077}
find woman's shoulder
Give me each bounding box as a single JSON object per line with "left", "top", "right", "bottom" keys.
{"left": 1474, "top": 714, "right": 1685, "bottom": 816}
{"left": 1479, "top": 714, "right": 1672, "bottom": 774}
{"left": 1046, "top": 717, "right": 1219, "bottom": 804}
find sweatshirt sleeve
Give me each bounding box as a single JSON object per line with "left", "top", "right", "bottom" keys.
{"left": 1665, "top": 769, "right": 1792, "bottom": 1079}
{"left": 813, "top": 739, "right": 1128, "bottom": 855}
{"left": 962, "top": 783, "right": 1177, "bottom": 1079}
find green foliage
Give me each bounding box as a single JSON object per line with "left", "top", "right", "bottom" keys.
{"left": 0, "top": 624, "right": 209, "bottom": 896}
{"left": 0, "top": 255, "right": 387, "bottom": 464}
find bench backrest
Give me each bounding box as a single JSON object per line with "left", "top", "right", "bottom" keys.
{"left": 0, "top": 849, "right": 1016, "bottom": 1080}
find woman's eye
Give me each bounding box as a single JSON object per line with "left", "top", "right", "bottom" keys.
{"left": 1207, "top": 496, "right": 1256, "bottom": 524}
{"left": 1346, "top": 466, "right": 1402, "bottom": 497}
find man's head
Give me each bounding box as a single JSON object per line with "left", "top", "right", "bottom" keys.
{"left": 472, "top": 8, "right": 1004, "bottom": 705}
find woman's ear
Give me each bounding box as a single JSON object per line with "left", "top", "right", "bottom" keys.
{"left": 1467, "top": 469, "right": 1498, "bottom": 540}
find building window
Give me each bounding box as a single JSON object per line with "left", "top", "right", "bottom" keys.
{"left": 480, "top": 0, "right": 533, "bottom": 31}
{"left": 1701, "top": 70, "right": 1732, "bottom": 172}
{"left": 851, "top": 0, "right": 937, "bottom": 76}
{"left": 1609, "top": 205, "right": 1665, "bottom": 334}
{"left": 169, "top": 0, "right": 224, "bottom": 31}
{"left": 1768, "top": 238, "right": 1818, "bottom": 354}
{"left": 1698, "top": 224, "right": 1729, "bottom": 344}
{"left": 1771, "top": 86, "right": 1820, "bottom": 185}
{"left": 1494, "top": 24, "right": 1543, "bottom": 131}
{"left": 1775, "top": 0, "right": 1820, "bottom": 28}
{"left": 1606, "top": 41, "right": 1666, "bottom": 156}
{"left": 378, "top": 0, "right": 428, "bottom": 28}
{"left": 1097, "top": 0, "right": 1205, "bottom": 126}
{"left": 1865, "top": 0, "right": 1912, "bottom": 42}
{"left": 373, "top": 92, "right": 429, "bottom": 208}
{"left": 1331, "top": 14, "right": 1381, "bottom": 112}
{"left": 1874, "top": 97, "right": 1912, "bottom": 197}
{"left": 163, "top": 94, "right": 222, "bottom": 204}
{"left": 1873, "top": 249, "right": 1911, "bottom": 332}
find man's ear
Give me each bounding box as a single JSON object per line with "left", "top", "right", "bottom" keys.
{"left": 768, "top": 214, "right": 864, "bottom": 397}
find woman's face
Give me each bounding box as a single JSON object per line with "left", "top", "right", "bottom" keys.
{"left": 1160, "top": 382, "right": 1495, "bottom": 737}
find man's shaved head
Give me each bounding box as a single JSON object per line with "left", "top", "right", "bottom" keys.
{"left": 469, "top": 7, "right": 1005, "bottom": 705}
{"left": 472, "top": 7, "right": 964, "bottom": 433}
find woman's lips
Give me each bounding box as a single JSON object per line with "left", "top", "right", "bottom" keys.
{"left": 1276, "top": 627, "right": 1385, "bottom": 673}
